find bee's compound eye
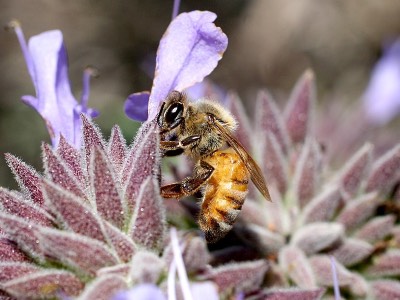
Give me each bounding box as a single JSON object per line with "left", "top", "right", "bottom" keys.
{"left": 165, "top": 103, "right": 184, "bottom": 124}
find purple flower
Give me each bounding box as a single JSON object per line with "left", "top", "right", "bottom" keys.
{"left": 124, "top": 11, "right": 228, "bottom": 121}
{"left": 113, "top": 284, "right": 166, "bottom": 300}
{"left": 363, "top": 38, "right": 400, "bottom": 125}
{"left": 11, "top": 21, "right": 98, "bottom": 148}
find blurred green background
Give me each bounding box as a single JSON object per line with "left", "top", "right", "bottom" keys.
{"left": 1, "top": 0, "right": 400, "bottom": 189}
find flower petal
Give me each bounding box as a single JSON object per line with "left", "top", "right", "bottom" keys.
{"left": 113, "top": 284, "right": 166, "bottom": 300}
{"left": 28, "top": 30, "right": 79, "bottom": 147}
{"left": 124, "top": 92, "right": 150, "bottom": 121}
{"left": 147, "top": 11, "right": 228, "bottom": 120}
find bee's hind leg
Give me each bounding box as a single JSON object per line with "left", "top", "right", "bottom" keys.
{"left": 161, "top": 161, "right": 214, "bottom": 199}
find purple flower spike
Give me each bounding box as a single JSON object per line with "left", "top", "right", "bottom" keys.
{"left": 11, "top": 23, "right": 97, "bottom": 148}
{"left": 363, "top": 38, "right": 400, "bottom": 125}
{"left": 125, "top": 11, "right": 228, "bottom": 121}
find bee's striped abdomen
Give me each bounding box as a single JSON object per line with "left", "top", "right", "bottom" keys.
{"left": 199, "top": 149, "right": 249, "bottom": 243}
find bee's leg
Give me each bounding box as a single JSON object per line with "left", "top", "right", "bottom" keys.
{"left": 160, "top": 135, "right": 201, "bottom": 157}
{"left": 161, "top": 160, "right": 214, "bottom": 198}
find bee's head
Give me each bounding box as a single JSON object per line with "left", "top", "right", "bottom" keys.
{"left": 157, "top": 91, "right": 187, "bottom": 134}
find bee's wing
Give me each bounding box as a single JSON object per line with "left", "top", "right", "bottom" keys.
{"left": 210, "top": 115, "right": 272, "bottom": 201}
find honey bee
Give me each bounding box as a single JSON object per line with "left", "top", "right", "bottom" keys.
{"left": 157, "top": 91, "right": 271, "bottom": 243}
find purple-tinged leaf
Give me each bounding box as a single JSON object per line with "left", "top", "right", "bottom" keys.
{"left": 328, "top": 238, "right": 374, "bottom": 267}
{"left": 255, "top": 90, "right": 290, "bottom": 153}
{"left": 163, "top": 233, "right": 210, "bottom": 274}
{"left": 370, "top": 280, "right": 400, "bottom": 300}
{"left": 262, "top": 287, "right": 325, "bottom": 300}
{"left": 0, "top": 213, "right": 42, "bottom": 260}
{"left": 38, "top": 228, "right": 119, "bottom": 276}
{"left": 147, "top": 11, "right": 228, "bottom": 120}
{"left": 337, "top": 143, "right": 372, "bottom": 201}
{"left": 365, "top": 250, "right": 400, "bottom": 277}
{"left": 103, "top": 222, "right": 136, "bottom": 263}
{"left": 42, "top": 143, "right": 86, "bottom": 199}
{"left": 0, "top": 237, "right": 29, "bottom": 262}
{"left": 0, "top": 188, "right": 53, "bottom": 227}
{"left": 279, "top": 246, "right": 316, "bottom": 288}
{"left": 181, "top": 236, "right": 210, "bottom": 273}
{"left": 96, "top": 263, "right": 130, "bottom": 277}
{"left": 284, "top": 69, "right": 315, "bottom": 143}
{"left": 336, "top": 192, "right": 381, "bottom": 232}
{"left": 291, "top": 222, "right": 344, "bottom": 255}
{"left": 392, "top": 225, "right": 400, "bottom": 246}
{"left": 225, "top": 92, "right": 252, "bottom": 151}
{"left": 366, "top": 143, "right": 400, "bottom": 193}
{"left": 79, "top": 274, "right": 127, "bottom": 300}
{"left": 348, "top": 273, "right": 369, "bottom": 298}
{"left": 129, "top": 251, "right": 165, "bottom": 284}
{"left": 236, "top": 224, "right": 285, "bottom": 254}
{"left": 0, "top": 262, "right": 39, "bottom": 283}
{"left": 309, "top": 255, "right": 354, "bottom": 287}
{"left": 206, "top": 260, "right": 268, "bottom": 295}
{"left": 123, "top": 121, "right": 159, "bottom": 211}
{"left": 129, "top": 177, "right": 165, "bottom": 251}
{"left": 354, "top": 215, "right": 396, "bottom": 243}
{"left": 4, "top": 154, "right": 44, "bottom": 205}
{"left": 81, "top": 114, "right": 106, "bottom": 169}
{"left": 301, "top": 186, "right": 341, "bottom": 224}
{"left": 56, "top": 135, "right": 85, "bottom": 185}
{"left": 42, "top": 180, "right": 107, "bottom": 242}
{"left": 1, "top": 270, "right": 83, "bottom": 298}
{"left": 292, "top": 139, "right": 321, "bottom": 208}
{"left": 107, "top": 125, "right": 127, "bottom": 175}
{"left": 263, "top": 133, "right": 288, "bottom": 195}
{"left": 91, "top": 147, "right": 124, "bottom": 228}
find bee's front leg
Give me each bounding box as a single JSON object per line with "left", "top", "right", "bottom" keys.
{"left": 161, "top": 160, "right": 214, "bottom": 199}
{"left": 160, "top": 135, "right": 201, "bottom": 157}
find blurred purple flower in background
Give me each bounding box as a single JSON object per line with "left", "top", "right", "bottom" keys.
{"left": 363, "top": 38, "right": 400, "bottom": 125}
{"left": 10, "top": 21, "right": 98, "bottom": 148}
{"left": 113, "top": 284, "right": 166, "bottom": 300}
{"left": 124, "top": 11, "right": 228, "bottom": 122}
